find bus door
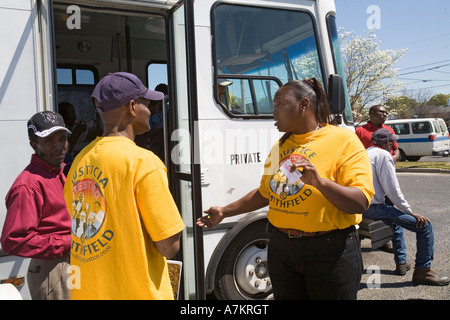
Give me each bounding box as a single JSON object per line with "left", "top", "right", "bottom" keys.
{"left": 52, "top": 0, "right": 204, "bottom": 300}
{"left": 167, "top": 0, "right": 205, "bottom": 300}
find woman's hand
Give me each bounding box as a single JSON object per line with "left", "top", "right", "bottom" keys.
{"left": 196, "top": 189, "right": 269, "bottom": 229}
{"left": 289, "top": 156, "right": 321, "bottom": 187}
{"left": 289, "top": 155, "right": 368, "bottom": 214}
{"left": 196, "top": 206, "right": 226, "bottom": 229}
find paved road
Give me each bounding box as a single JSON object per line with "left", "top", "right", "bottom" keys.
{"left": 358, "top": 172, "right": 450, "bottom": 300}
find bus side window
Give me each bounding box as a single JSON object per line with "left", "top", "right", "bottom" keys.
{"left": 399, "top": 124, "right": 409, "bottom": 135}
{"left": 391, "top": 124, "right": 400, "bottom": 135}
{"left": 413, "top": 122, "right": 431, "bottom": 134}
{"left": 213, "top": 4, "right": 322, "bottom": 119}
{"left": 217, "top": 77, "right": 280, "bottom": 117}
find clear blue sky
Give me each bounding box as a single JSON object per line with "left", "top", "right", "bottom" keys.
{"left": 334, "top": 0, "right": 450, "bottom": 98}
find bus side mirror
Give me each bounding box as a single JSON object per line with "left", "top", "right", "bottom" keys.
{"left": 328, "top": 74, "right": 345, "bottom": 114}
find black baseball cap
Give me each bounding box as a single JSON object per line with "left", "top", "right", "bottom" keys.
{"left": 27, "top": 111, "right": 71, "bottom": 139}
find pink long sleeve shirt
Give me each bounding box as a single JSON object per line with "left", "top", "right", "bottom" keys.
{"left": 1, "top": 154, "right": 71, "bottom": 259}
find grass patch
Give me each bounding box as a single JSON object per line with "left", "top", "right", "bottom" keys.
{"left": 396, "top": 161, "right": 450, "bottom": 170}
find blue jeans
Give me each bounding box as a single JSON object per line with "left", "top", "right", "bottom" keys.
{"left": 364, "top": 203, "right": 434, "bottom": 269}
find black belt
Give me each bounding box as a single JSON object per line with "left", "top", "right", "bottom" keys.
{"left": 277, "top": 227, "right": 336, "bottom": 238}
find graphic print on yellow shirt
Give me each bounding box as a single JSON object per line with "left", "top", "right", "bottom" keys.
{"left": 260, "top": 124, "right": 374, "bottom": 232}
{"left": 265, "top": 149, "right": 314, "bottom": 220}
{"left": 70, "top": 166, "right": 111, "bottom": 262}
{"left": 65, "top": 137, "right": 185, "bottom": 299}
{"left": 269, "top": 154, "right": 307, "bottom": 201}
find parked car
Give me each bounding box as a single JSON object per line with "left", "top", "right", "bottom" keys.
{"left": 385, "top": 118, "right": 450, "bottom": 161}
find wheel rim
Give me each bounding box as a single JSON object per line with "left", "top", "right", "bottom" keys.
{"left": 234, "top": 239, "right": 272, "bottom": 299}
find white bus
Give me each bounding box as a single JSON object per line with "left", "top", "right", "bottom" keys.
{"left": 0, "top": 0, "right": 354, "bottom": 300}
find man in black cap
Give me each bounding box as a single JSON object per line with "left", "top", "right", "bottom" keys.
{"left": 1, "top": 111, "right": 72, "bottom": 299}
{"left": 364, "top": 128, "right": 449, "bottom": 286}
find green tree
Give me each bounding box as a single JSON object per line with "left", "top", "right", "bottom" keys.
{"left": 385, "top": 96, "right": 417, "bottom": 118}
{"left": 426, "top": 94, "right": 450, "bottom": 106}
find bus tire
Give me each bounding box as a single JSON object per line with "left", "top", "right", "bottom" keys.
{"left": 214, "top": 219, "right": 273, "bottom": 300}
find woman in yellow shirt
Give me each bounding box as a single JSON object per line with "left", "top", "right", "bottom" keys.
{"left": 197, "top": 78, "right": 374, "bottom": 300}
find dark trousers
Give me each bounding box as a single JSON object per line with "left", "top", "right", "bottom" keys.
{"left": 267, "top": 225, "right": 362, "bottom": 300}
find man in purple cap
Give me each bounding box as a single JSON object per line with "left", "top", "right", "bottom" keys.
{"left": 64, "top": 72, "right": 184, "bottom": 299}
{"left": 1, "top": 111, "right": 72, "bottom": 299}
{"left": 364, "top": 128, "right": 449, "bottom": 286}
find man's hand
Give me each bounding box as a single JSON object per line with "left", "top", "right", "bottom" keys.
{"left": 411, "top": 212, "right": 430, "bottom": 228}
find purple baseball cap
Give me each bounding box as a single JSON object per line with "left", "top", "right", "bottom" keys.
{"left": 91, "top": 72, "right": 164, "bottom": 112}
{"left": 371, "top": 128, "right": 399, "bottom": 145}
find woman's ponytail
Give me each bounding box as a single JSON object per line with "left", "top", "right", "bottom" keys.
{"left": 304, "top": 78, "right": 331, "bottom": 125}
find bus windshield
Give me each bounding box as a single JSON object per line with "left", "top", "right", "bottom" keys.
{"left": 213, "top": 4, "right": 324, "bottom": 117}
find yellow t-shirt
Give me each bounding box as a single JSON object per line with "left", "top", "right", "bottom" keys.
{"left": 64, "top": 136, "right": 185, "bottom": 300}
{"left": 259, "top": 124, "right": 374, "bottom": 232}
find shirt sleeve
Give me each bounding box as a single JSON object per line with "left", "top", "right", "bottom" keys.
{"left": 376, "top": 154, "right": 412, "bottom": 214}
{"left": 355, "top": 126, "right": 372, "bottom": 149}
{"left": 1, "top": 185, "right": 70, "bottom": 259}
{"left": 258, "top": 144, "right": 281, "bottom": 199}
{"left": 136, "top": 167, "right": 185, "bottom": 242}
{"left": 336, "top": 137, "right": 375, "bottom": 206}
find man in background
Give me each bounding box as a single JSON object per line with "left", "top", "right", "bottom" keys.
{"left": 365, "top": 128, "right": 449, "bottom": 286}
{"left": 356, "top": 104, "right": 400, "bottom": 162}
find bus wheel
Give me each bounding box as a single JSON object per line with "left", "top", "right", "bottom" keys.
{"left": 214, "top": 220, "right": 273, "bottom": 300}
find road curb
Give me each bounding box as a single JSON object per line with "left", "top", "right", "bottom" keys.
{"left": 396, "top": 168, "right": 450, "bottom": 174}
